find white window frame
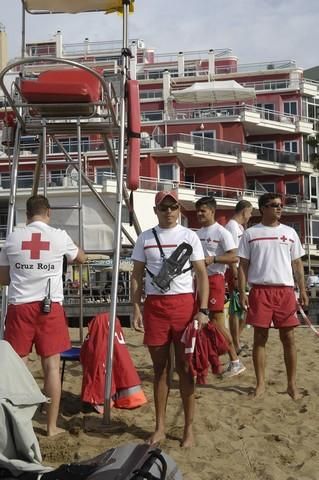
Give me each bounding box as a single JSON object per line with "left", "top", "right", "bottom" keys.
{"left": 284, "top": 140, "right": 298, "bottom": 153}
{"left": 283, "top": 101, "right": 297, "bottom": 116}
{"left": 260, "top": 182, "right": 275, "bottom": 193}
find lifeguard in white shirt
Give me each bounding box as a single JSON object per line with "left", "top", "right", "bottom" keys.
{"left": 238, "top": 193, "right": 308, "bottom": 400}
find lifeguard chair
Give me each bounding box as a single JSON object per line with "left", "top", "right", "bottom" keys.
{"left": 0, "top": 0, "right": 140, "bottom": 422}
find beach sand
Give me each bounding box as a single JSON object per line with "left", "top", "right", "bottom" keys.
{"left": 28, "top": 326, "right": 319, "bottom": 480}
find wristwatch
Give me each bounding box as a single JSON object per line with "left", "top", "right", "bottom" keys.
{"left": 199, "top": 308, "right": 209, "bottom": 316}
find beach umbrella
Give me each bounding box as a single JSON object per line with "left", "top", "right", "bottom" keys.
{"left": 23, "top": 0, "right": 134, "bottom": 14}
{"left": 172, "top": 80, "right": 255, "bottom": 104}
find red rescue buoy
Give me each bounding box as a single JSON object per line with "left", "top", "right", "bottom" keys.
{"left": 126, "top": 79, "right": 140, "bottom": 191}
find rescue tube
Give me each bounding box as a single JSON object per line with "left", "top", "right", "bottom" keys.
{"left": 126, "top": 79, "right": 140, "bottom": 191}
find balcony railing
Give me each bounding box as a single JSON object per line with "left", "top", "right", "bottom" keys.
{"left": 143, "top": 133, "right": 300, "bottom": 166}
{"left": 141, "top": 104, "right": 313, "bottom": 126}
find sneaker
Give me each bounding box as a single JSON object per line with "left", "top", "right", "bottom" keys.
{"left": 222, "top": 361, "right": 246, "bottom": 378}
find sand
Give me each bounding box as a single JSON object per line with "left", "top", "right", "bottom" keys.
{"left": 28, "top": 325, "right": 319, "bottom": 480}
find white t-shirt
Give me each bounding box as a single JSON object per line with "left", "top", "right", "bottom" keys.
{"left": 238, "top": 223, "right": 305, "bottom": 286}
{"left": 0, "top": 221, "right": 79, "bottom": 304}
{"left": 196, "top": 222, "right": 236, "bottom": 276}
{"left": 131, "top": 224, "right": 204, "bottom": 295}
{"left": 225, "top": 219, "right": 244, "bottom": 248}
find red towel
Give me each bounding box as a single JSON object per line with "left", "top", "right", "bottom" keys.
{"left": 181, "top": 321, "right": 229, "bottom": 384}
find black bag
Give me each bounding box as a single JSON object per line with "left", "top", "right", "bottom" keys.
{"left": 7, "top": 443, "right": 183, "bottom": 480}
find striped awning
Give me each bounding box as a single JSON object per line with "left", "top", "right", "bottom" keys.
{"left": 22, "top": 0, "right": 135, "bottom": 14}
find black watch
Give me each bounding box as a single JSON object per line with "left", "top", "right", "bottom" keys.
{"left": 199, "top": 308, "right": 209, "bottom": 316}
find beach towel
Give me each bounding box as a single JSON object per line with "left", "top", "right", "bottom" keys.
{"left": 228, "top": 290, "right": 244, "bottom": 319}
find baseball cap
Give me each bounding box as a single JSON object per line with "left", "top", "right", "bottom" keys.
{"left": 155, "top": 190, "right": 178, "bottom": 206}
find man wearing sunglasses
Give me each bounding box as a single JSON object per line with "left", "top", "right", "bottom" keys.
{"left": 238, "top": 193, "right": 308, "bottom": 400}
{"left": 131, "top": 190, "right": 209, "bottom": 448}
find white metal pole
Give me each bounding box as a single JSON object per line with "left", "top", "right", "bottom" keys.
{"left": 103, "top": 0, "right": 130, "bottom": 424}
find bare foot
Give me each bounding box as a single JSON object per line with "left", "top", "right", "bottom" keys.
{"left": 147, "top": 429, "right": 166, "bottom": 445}
{"left": 181, "top": 428, "right": 194, "bottom": 448}
{"left": 287, "top": 386, "right": 302, "bottom": 400}
{"left": 252, "top": 385, "right": 265, "bottom": 398}
{"left": 47, "top": 427, "right": 66, "bottom": 437}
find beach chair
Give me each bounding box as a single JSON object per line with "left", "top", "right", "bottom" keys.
{"left": 60, "top": 346, "right": 81, "bottom": 387}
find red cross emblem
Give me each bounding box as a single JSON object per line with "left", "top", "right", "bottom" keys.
{"left": 21, "top": 233, "right": 50, "bottom": 259}
{"left": 280, "top": 235, "right": 287, "bottom": 242}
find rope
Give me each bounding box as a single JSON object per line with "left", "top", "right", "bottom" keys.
{"left": 298, "top": 303, "right": 319, "bottom": 337}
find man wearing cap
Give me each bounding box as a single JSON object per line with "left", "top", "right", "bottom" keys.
{"left": 131, "top": 190, "right": 209, "bottom": 448}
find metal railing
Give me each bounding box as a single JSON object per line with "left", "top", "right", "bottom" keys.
{"left": 141, "top": 104, "right": 313, "bottom": 126}
{"left": 142, "top": 133, "right": 300, "bottom": 166}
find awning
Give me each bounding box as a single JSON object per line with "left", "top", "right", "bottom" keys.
{"left": 172, "top": 80, "right": 256, "bottom": 104}
{"left": 22, "top": 0, "right": 135, "bottom": 14}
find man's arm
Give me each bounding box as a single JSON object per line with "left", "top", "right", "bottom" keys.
{"left": 73, "top": 247, "right": 87, "bottom": 264}
{"left": 192, "top": 259, "right": 209, "bottom": 326}
{"left": 0, "top": 266, "right": 10, "bottom": 285}
{"left": 205, "top": 249, "right": 237, "bottom": 266}
{"left": 292, "top": 257, "right": 308, "bottom": 307}
{"left": 131, "top": 260, "right": 145, "bottom": 332}
{"left": 238, "top": 257, "right": 250, "bottom": 310}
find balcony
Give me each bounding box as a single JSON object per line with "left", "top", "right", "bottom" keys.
{"left": 141, "top": 133, "right": 300, "bottom": 172}
{"left": 140, "top": 104, "right": 314, "bottom": 136}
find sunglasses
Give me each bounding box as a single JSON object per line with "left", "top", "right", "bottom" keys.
{"left": 264, "top": 203, "right": 283, "bottom": 208}
{"left": 157, "top": 203, "right": 180, "bottom": 212}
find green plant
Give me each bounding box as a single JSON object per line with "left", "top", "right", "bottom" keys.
{"left": 306, "top": 134, "right": 319, "bottom": 170}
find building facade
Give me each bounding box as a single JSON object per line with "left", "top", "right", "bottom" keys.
{"left": 1, "top": 31, "right": 319, "bottom": 271}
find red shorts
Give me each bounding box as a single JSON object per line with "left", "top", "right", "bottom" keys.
{"left": 246, "top": 286, "right": 299, "bottom": 329}
{"left": 208, "top": 274, "right": 225, "bottom": 312}
{"left": 4, "top": 301, "right": 71, "bottom": 357}
{"left": 143, "top": 293, "right": 196, "bottom": 346}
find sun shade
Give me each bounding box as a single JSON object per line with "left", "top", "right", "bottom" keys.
{"left": 22, "top": 0, "right": 135, "bottom": 14}
{"left": 172, "top": 80, "right": 256, "bottom": 103}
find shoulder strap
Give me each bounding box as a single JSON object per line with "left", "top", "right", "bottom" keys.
{"left": 146, "top": 228, "right": 165, "bottom": 279}
{"left": 152, "top": 227, "right": 165, "bottom": 259}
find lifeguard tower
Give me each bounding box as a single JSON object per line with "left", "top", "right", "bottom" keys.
{"left": 0, "top": 0, "right": 140, "bottom": 422}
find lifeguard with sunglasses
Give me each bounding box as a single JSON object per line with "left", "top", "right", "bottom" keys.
{"left": 131, "top": 190, "right": 209, "bottom": 448}
{"left": 238, "top": 193, "right": 308, "bottom": 400}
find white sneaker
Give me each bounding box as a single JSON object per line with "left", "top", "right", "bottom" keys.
{"left": 222, "top": 361, "right": 246, "bottom": 378}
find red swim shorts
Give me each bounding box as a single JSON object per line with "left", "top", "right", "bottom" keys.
{"left": 143, "top": 293, "right": 196, "bottom": 346}
{"left": 208, "top": 274, "right": 225, "bottom": 312}
{"left": 4, "top": 301, "right": 71, "bottom": 357}
{"left": 246, "top": 286, "right": 299, "bottom": 329}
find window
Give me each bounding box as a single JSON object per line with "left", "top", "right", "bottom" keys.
{"left": 309, "top": 175, "right": 319, "bottom": 209}
{"left": 191, "top": 130, "right": 216, "bottom": 152}
{"left": 96, "top": 167, "right": 113, "bottom": 184}
{"left": 284, "top": 141, "right": 298, "bottom": 153}
{"left": 250, "top": 141, "right": 275, "bottom": 162}
{"left": 285, "top": 182, "right": 299, "bottom": 195}
{"left": 52, "top": 137, "right": 90, "bottom": 154}
{"left": 256, "top": 103, "right": 275, "bottom": 120}
{"left": 283, "top": 101, "right": 297, "bottom": 116}
{"left": 312, "top": 220, "right": 319, "bottom": 241}
{"left": 260, "top": 182, "right": 275, "bottom": 192}
{"left": 50, "top": 169, "right": 66, "bottom": 187}
{"left": 158, "top": 164, "right": 179, "bottom": 181}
